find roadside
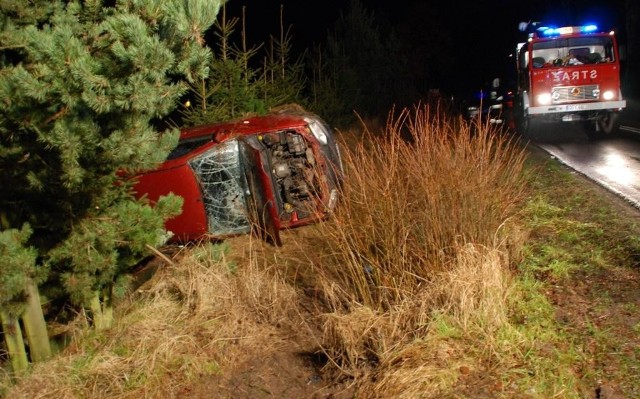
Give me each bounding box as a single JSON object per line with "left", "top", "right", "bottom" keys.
{"left": 523, "top": 144, "right": 640, "bottom": 398}
{"left": 619, "top": 97, "right": 640, "bottom": 134}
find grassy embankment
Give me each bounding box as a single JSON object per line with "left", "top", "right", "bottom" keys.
{"left": 2, "top": 105, "right": 639, "bottom": 398}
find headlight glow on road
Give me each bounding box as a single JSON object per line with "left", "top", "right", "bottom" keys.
{"left": 595, "top": 151, "right": 634, "bottom": 186}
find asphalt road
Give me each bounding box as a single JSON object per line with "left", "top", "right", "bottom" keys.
{"left": 530, "top": 98, "right": 640, "bottom": 208}
{"left": 619, "top": 98, "right": 640, "bottom": 136}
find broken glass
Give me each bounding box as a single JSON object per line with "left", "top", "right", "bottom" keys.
{"left": 188, "top": 140, "right": 251, "bottom": 236}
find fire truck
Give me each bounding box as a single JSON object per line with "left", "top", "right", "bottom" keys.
{"left": 514, "top": 23, "right": 626, "bottom": 137}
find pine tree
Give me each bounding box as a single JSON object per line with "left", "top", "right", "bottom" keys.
{"left": 260, "top": 5, "right": 307, "bottom": 110}
{"left": 0, "top": 0, "right": 223, "bottom": 369}
{"left": 181, "top": 4, "right": 306, "bottom": 126}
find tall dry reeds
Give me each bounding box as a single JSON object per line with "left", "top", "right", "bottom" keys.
{"left": 303, "top": 105, "right": 529, "bottom": 380}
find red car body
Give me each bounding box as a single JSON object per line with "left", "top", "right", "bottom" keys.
{"left": 133, "top": 111, "right": 343, "bottom": 245}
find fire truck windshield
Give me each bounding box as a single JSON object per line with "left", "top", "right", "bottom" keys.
{"left": 528, "top": 35, "right": 615, "bottom": 68}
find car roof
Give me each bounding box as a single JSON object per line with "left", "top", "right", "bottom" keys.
{"left": 179, "top": 112, "right": 312, "bottom": 142}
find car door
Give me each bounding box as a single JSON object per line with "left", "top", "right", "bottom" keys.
{"left": 239, "top": 139, "right": 282, "bottom": 246}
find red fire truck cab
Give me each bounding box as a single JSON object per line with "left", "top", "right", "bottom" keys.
{"left": 515, "top": 24, "right": 626, "bottom": 138}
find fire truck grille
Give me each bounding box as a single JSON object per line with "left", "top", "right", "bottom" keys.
{"left": 552, "top": 85, "right": 599, "bottom": 103}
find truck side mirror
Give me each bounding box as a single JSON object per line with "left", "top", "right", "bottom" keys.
{"left": 619, "top": 44, "right": 627, "bottom": 62}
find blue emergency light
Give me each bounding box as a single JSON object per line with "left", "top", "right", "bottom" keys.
{"left": 539, "top": 24, "right": 599, "bottom": 37}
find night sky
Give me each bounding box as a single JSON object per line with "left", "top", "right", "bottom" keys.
{"left": 223, "top": 0, "right": 627, "bottom": 95}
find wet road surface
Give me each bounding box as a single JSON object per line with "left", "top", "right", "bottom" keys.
{"left": 537, "top": 135, "right": 640, "bottom": 208}
{"left": 525, "top": 99, "right": 640, "bottom": 208}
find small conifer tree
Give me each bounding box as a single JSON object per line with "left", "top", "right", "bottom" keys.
{"left": 181, "top": 4, "right": 306, "bottom": 126}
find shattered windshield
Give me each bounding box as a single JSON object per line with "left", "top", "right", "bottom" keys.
{"left": 530, "top": 35, "right": 616, "bottom": 68}
{"left": 188, "top": 140, "right": 251, "bottom": 236}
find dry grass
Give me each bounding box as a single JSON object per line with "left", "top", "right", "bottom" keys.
{"left": 2, "top": 240, "right": 303, "bottom": 398}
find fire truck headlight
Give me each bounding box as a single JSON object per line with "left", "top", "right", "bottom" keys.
{"left": 602, "top": 90, "right": 615, "bottom": 100}
{"left": 537, "top": 93, "right": 552, "bottom": 105}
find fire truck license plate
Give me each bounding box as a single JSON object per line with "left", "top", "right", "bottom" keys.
{"left": 566, "top": 104, "right": 587, "bottom": 111}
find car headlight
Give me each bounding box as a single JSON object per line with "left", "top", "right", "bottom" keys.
{"left": 536, "top": 93, "right": 552, "bottom": 105}
{"left": 304, "top": 117, "right": 328, "bottom": 145}
{"left": 602, "top": 90, "right": 615, "bottom": 100}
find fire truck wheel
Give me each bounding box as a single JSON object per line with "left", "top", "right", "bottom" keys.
{"left": 596, "top": 112, "right": 619, "bottom": 136}
{"left": 517, "top": 117, "right": 541, "bottom": 140}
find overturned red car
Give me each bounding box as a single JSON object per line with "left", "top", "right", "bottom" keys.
{"left": 133, "top": 111, "right": 343, "bottom": 246}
